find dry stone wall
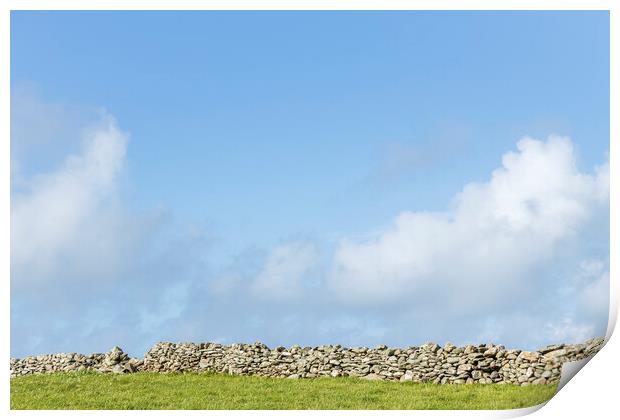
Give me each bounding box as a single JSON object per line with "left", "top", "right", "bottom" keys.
{"left": 10, "top": 337, "right": 605, "bottom": 385}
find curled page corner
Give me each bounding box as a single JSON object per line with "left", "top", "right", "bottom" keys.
{"left": 555, "top": 355, "right": 594, "bottom": 393}
{"left": 495, "top": 341, "right": 606, "bottom": 419}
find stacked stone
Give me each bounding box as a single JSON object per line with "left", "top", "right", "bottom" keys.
{"left": 97, "top": 346, "right": 143, "bottom": 374}
{"left": 10, "top": 352, "right": 105, "bottom": 377}
{"left": 10, "top": 337, "right": 605, "bottom": 385}
{"left": 142, "top": 342, "right": 216, "bottom": 372}
{"left": 138, "top": 337, "right": 604, "bottom": 384}
{"left": 10, "top": 346, "right": 142, "bottom": 377}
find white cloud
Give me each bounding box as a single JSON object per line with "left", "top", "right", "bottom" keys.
{"left": 251, "top": 241, "right": 319, "bottom": 300}
{"left": 328, "top": 136, "right": 609, "bottom": 308}
{"left": 11, "top": 110, "right": 609, "bottom": 355}
{"left": 11, "top": 114, "right": 132, "bottom": 288}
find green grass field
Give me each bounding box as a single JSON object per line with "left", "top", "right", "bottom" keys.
{"left": 10, "top": 372, "right": 557, "bottom": 410}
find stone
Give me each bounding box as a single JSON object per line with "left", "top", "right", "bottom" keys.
{"left": 400, "top": 371, "right": 414, "bottom": 382}
{"left": 518, "top": 351, "right": 540, "bottom": 362}
{"left": 457, "top": 363, "right": 473, "bottom": 373}
{"left": 539, "top": 344, "right": 563, "bottom": 354}
{"left": 444, "top": 342, "right": 456, "bottom": 352}
{"left": 107, "top": 346, "right": 124, "bottom": 362}
{"left": 543, "top": 349, "right": 568, "bottom": 360}
{"left": 483, "top": 347, "right": 498, "bottom": 357}
{"left": 9, "top": 337, "right": 603, "bottom": 385}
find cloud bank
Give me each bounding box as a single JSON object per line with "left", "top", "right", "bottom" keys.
{"left": 202, "top": 135, "right": 609, "bottom": 348}
{"left": 10, "top": 93, "right": 609, "bottom": 356}
{"left": 328, "top": 137, "right": 609, "bottom": 312}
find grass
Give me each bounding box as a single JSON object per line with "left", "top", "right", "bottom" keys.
{"left": 11, "top": 372, "right": 557, "bottom": 410}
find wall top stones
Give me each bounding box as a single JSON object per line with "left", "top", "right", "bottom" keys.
{"left": 10, "top": 337, "right": 605, "bottom": 386}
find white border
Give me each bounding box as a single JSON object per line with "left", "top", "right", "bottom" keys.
{"left": 1, "top": 0, "right": 617, "bottom": 11}
{"left": 2, "top": 1, "right": 617, "bottom": 419}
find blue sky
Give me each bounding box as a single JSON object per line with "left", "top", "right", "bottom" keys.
{"left": 10, "top": 11, "right": 610, "bottom": 357}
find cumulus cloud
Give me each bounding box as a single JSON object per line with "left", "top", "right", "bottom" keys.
{"left": 328, "top": 136, "right": 609, "bottom": 312}
{"left": 11, "top": 114, "right": 134, "bottom": 289}
{"left": 11, "top": 98, "right": 609, "bottom": 357}
{"left": 207, "top": 135, "right": 608, "bottom": 349}
{"left": 10, "top": 93, "right": 172, "bottom": 357}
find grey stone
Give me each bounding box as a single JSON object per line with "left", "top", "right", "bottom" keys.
{"left": 543, "top": 349, "right": 568, "bottom": 359}
{"left": 400, "top": 371, "right": 414, "bottom": 382}
{"left": 9, "top": 337, "right": 604, "bottom": 385}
